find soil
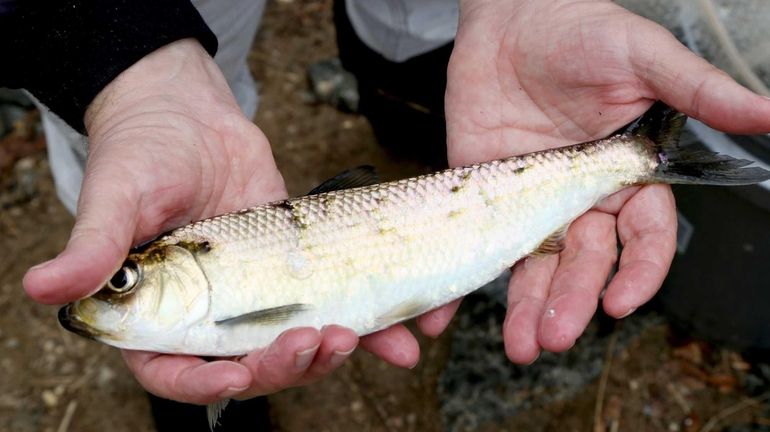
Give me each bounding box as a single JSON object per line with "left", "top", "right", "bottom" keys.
{"left": 2, "top": 1, "right": 770, "bottom": 431}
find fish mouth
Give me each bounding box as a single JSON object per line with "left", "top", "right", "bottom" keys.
{"left": 58, "top": 304, "right": 108, "bottom": 340}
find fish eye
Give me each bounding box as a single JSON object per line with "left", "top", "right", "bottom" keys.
{"left": 106, "top": 262, "right": 141, "bottom": 293}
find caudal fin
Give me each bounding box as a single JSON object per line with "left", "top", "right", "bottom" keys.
{"left": 627, "top": 101, "right": 770, "bottom": 186}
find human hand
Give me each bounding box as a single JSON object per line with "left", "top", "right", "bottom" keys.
{"left": 444, "top": 0, "right": 770, "bottom": 363}
{"left": 22, "top": 38, "right": 418, "bottom": 404}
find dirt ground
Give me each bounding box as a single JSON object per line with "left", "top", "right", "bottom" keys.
{"left": 2, "top": 1, "right": 770, "bottom": 431}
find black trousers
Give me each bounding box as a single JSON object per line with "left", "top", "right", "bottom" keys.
{"left": 333, "top": 0, "right": 453, "bottom": 169}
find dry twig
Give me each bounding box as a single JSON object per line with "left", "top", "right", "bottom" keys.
{"left": 593, "top": 327, "right": 620, "bottom": 432}
{"left": 700, "top": 391, "right": 770, "bottom": 432}
{"left": 56, "top": 400, "right": 77, "bottom": 432}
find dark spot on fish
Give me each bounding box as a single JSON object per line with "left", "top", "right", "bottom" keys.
{"left": 513, "top": 166, "right": 529, "bottom": 175}
{"left": 275, "top": 200, "right": 308, "bottom": 230}
{"left": 448, "top": 209, "right": 464, "bottom": 219}
{"left": 378, "top": 226, "right": 397, "bottom": 236}
{"left": 177, "top": 240, "right": 212, "bottom": 254}
{"left": 275, "top": 200, "right": 293, "bottom": 211}
{"left": 450, "top": 185, "right": 461, "bottom": 193}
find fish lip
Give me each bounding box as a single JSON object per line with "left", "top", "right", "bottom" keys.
{"left": 58, "top": 304, "right": 107, "bottom": 340}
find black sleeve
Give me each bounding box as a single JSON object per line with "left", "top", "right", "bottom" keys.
{"left": 0, "top": 0, "right": 218, "bottom": 134}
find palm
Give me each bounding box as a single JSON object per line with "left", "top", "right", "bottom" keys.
{"left": 444, "top": 0, "right": 770, "bottom": 363}
{"left": 86, "top": 106, "right": 287, "bottom": 245}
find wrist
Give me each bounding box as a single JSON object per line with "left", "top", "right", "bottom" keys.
{"left": 84, "top": 38, "right": 233, "bottom": 138}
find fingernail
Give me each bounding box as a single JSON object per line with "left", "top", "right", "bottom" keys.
{"left": 218, "top": 385, "right": 249, "bottom": 398}
{"left": 407, "top": 358, "right": 419, "bottom": 370}
{"left": 329, "top": 347, "right": 355, "bottom": 367}
{"left": 295, "top": 344, "right": 319, "bottom": 370}
{"left": 619, "top": 307, "right": 636, "bottom": 318}
{"left": 29, "top": 259, "right": 55, "bottom": 271}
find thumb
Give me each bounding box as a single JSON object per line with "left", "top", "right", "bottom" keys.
{"left": 24, "top": 166, "right": 138, "bottom": 305}
{"left": 633, "top": 20, "right": 770, "bottom": 134}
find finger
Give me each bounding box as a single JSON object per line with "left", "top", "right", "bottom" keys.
{"left": 360, "top": 324, "right": 420, "bottom": 369}
{"left": 631, "top": 20, "right": 770, "bottom": 134}
{"left": 504, "top": 254, "right": 559, "bottom": 364}
{"left": 24, "top": 166, "right": 140, "bottom": 304}
{"left": 235, "top": 327, "right": 322, "bottom": 399}
{"left": 416, "top": 299, "right": 462, "bottom": 338}
{"left": 538, "top": 211, "right": 617, "bottom": 352}
{"left": 298, "top": 325, "right": 358, "bottom": 384}
{"left": 122, "top": 350, "right": 251, "bottom": 405}
{"left": 603, "top": 184, "right": 676, "bottom": 317}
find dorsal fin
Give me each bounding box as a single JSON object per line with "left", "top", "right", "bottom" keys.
{"left": 214, "top": 304, "right": 309, "bottom": 326}
{"left": 530, "top": 225, "right": 569, "bottom": 257}
{"left": 306, "top": 165, "right": 379, "bottom": 195}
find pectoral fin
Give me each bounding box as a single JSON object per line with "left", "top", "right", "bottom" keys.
{"left": 215, "top": 304, "right": 309, "bottom": 326}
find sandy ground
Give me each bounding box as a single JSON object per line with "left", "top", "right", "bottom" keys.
{"left": 2, "top": 1, "right": 770, "bottom": 431}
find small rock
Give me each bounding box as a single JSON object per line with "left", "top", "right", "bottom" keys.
{"left": 4, "top": 338, "right": 19, "bottom": 349}
{"left": 629, "top": 379, "right": 640, "bottom": 391}
{"left": 406, "top": 413, "right": 417, "bottom": 425}
{"left": 41, "top": 390, "right": 58, "bottom": 407}
{"left": 14, "top": 156, "right": 39, "bottom": 198}
{"left": 307, "top": 58, "right": 359, "bottom": 112}
{"left": 97, "top": 366, "right": 116, "bottom": 386}
{"left": 387, "top": 416, "right": 404, "bottom": 428}
{"left": 350, "top": 400, "right": 363, "bottom": 412}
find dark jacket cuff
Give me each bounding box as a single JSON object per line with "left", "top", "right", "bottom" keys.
{"left": 0, "top": 0, "right": 218, "bottom": 134}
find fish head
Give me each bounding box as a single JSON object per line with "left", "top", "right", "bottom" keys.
{"left": 59, "top": 241, "right": 212, "bottom": 351}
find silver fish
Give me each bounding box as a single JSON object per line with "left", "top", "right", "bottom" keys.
{"left": 59, "top": 103, "right": 769, "bottom": 357}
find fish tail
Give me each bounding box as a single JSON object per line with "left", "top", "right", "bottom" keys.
{"left": 628, "top": 101, "right": 770, "bottom": 186}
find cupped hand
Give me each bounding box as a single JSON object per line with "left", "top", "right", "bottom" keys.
{"left": 444, "top": 0, "right": 770, "bottom": 363}
{"left": 22, "top": 39, "right": 418, "bottom": 404}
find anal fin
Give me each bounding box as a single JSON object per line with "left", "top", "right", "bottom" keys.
{"left": 530, "top": 225, "right": 569, "bottom": 257}
{"left": 375, "top": 300, "right": 428, "bottom": 328}
{"left": 207, "top": 399, "right": 229, "bottom": 431}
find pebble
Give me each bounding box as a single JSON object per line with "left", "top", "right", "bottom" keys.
{"left": 5, "top": 338, "right": 19, "bottom": 349}
{"left": 41, "top": 390, "right": 58, "bottom": 407}
{"left": 97, "top": 366, "right": 116, "bottom": 386}
{"left": 350, "top": 400, "right": 363, "bottom": 412}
